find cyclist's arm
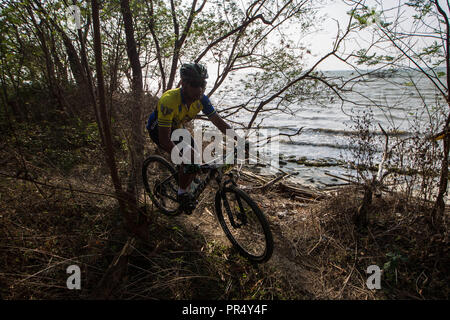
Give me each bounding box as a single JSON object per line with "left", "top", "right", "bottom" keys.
{"left": 202, "top": 96, "right": 249, "bottom": 152}
{"left": 209, "top": 112, "right": 232, "bottom": 135}
{"left": 200, "top": 95, "right": 229, "bottom": 134}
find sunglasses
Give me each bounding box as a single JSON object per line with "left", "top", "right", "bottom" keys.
{"left": 188, "top": 80, "right": 207, "bottom": 88}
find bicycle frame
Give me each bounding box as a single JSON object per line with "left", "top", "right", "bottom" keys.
{"left": 177, "top": 162, "right": 235, "bottom": 201}
{"left": 144, "top": 152, "right": 273, "bottom": 262}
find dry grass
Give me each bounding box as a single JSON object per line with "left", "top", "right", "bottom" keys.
{"left": 0, "top": 171, "right": 285, "bottom": 300}
{"left": 1, "top": 116, "right": 448, "bottom": 300}
{"left": 260, "top": 186, "right": 449, "bottom": 299}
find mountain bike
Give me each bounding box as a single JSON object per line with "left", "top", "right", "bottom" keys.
{"left": 142, "top": 153, "right": 273, "bottom": 263}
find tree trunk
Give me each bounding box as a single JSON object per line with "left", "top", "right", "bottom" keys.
{"left": 61, "top": 29, "right": 87, "bottom": 89}
{"left": 32, "top": 0, "right": 86, "bottom": 115}
{"left": 431, "top": 0, "right": 450, "bottom": 228}
{"left": 120, "top": 0, "right": 145, "bottom": 198}
{"left": 26, "top": 5, "right": 72, "bottom": 117}
{"left": 432, "top": 113, "right": 449, "bottom": 226}
{"left": 91, "top": 0, "right": 148, "bottom": 241}
{"left": 355, "top": 185, "right": 372, "bottom": 228}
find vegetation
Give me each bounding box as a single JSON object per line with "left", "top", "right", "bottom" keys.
{"left": 0, "top": 0, "right": 448, "bottom": 300}
{"left": 343, "top": 0, "right": 449, "bottom": 227}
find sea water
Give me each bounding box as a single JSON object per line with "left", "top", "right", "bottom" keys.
{"left": 203, "top": 69, "right": 447, "bottom": 189}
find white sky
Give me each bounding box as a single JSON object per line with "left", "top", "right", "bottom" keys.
{"left": 305, "top": 0, "right": 450, "bottom": 70}
{"left": 303, "top": 1, "right": 356, "bottom": 70}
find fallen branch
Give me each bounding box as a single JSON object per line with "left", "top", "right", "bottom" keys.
{"left": 294, "top": 195, "right": 318, "bottom": 203}
{"left": 246, "top": 172, "right": 298, "bottom": 191}
{"left": 240, "top": 169, "right": 271, "bottom": 184}
{"left": 90, "top": 237, "right": 136, "bottom": 299}
{"left": 278, "top": 182, "right": 325, "bottom": 199}
{"left": 324, "top": 172, "right": 361, "bottom": 185}
{"left": 0, "top": 171, "right": 117, "bottom": 199}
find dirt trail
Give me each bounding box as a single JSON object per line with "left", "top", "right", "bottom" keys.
{"left": 164, "top": 183, "right": 323, "bottom": 299}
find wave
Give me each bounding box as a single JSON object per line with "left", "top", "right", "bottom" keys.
{"left": 282, "top": 140, "right": 353, "bottom": 150}
{"left": 236, "top": 125, "right": 301, "bottom": 133}
{"left": 238, "top": 126, "right": 413, "bottom": 139}
{"left": 304, "top": 128, "right": 412, "bottom": 137}
{"left": 281, "top": 139, "right": 385, "bottom": 153}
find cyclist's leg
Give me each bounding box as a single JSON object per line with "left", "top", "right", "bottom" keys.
{"left": 176, "top": 134, "right": 198, "bottom": 193}
{"left": 178, "top": 166, "right": 195, "bottom": 192}
{"left": 174, "top": 134, "right": 199, "bottom": 213}
{"left": 148, "top": 127, "right": 159, "bottom": 145}
{"left": 150, "top": 126, "right": 199, "bottom": 195}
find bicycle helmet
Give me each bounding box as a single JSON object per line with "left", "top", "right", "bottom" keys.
{"left": 180, "top": 63, "right": 208, "bottom": 81}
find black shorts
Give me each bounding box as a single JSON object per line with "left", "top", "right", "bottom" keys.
{"left": 147, "top": 126, "right": 162, "bottom": 146}
{"left": 147, "top": 127, "right": 196, "bottom": 150}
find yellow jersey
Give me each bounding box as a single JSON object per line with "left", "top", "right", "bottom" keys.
{"left": 146, "top": 88, "right": 216, "bottom": 130}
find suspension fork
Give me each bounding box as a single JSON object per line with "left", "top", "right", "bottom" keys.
{"left": 218, "top": 173, "right": 247, "bottom": 228}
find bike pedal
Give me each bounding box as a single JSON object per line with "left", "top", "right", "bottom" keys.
{"left": 178, "top": 202, "right": 196, "bottom": 214}
{"left": 188, "top": 202, "right": 197, "bottom": 210}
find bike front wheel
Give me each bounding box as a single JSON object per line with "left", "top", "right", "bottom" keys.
{"left": 142, "top": 155, "right": 180, "bottom": 216}
{"left": 215, "top": 186, "right": 273, "bottom": 263}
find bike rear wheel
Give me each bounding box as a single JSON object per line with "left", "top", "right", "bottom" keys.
{"left": 215, "top": 186, "right": 273, "bottom": 263}
{"left": 142, "top": 155, "right": 180, "bottom": 216}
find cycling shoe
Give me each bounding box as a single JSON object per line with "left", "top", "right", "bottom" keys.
{"left": 177, "top": 192, "right": 197, "bottom": 215}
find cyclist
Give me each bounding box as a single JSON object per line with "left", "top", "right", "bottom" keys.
{"left": 146, "top": 63, "right": 239, "bottom": 213}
